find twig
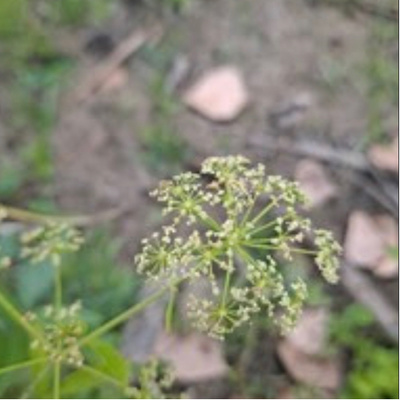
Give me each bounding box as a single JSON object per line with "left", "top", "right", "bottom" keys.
{"left": 71, "top": 27, "right": 163, "bottom": 105}
{"left": 248, "top": 136, "right": 369, "bottom": 171}
{"left": 341, "top": 263, "right": 399, "bottom": 343}
{"left": 248, "top": 135, "right": 398, "bottom": 215}
{"left": 339, "top": 172, "right": 398, "bottom": 217}
{"left": 0, "top": 203, "right": 130, "bottom": 227}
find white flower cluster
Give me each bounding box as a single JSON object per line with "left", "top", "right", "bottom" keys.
{"left": 21, "top": 223, "right": 84, "bottom": 267}
{"left": 135, "top": 156, "right": 342, "bottom": 339}
{"left": 29, "top": 302, "right": 85, "bottom": 367}
{"left": 126, "top": 360, "right": 174, "bottom": 399}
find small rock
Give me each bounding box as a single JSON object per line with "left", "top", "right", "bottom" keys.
{"left": 295, "top": 159, "right": 337, "bottom": 208}
{"left": 183, "top": 66, "right": 249, "bottom": 122}
{"left": 153, "top": 332, "right": 228, "bottom": 383}
{"left": 278, "top": 340, "right": 341, "bottom": 390}
{"left": 344, "top": 211, "right": 398, "bottom": 278}
{"left": 368, "top": 138, "right": 398, "bottom": 173}
{"left": 99, "top": 68, "right": 129, "bottom": 93}
{"left": 285, "top": 308, "right": 329, "bottom": 356}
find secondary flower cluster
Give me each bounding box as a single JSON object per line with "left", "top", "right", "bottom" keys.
{"left": 28, "top": 302, "right": 85, "bottom": 367}
{"left": 135, "top": 156, "right": 341, "bottom": 339}
{"left": 126, "top": 360, "right": 175, "bottom": 399}
{"left": 21, "top": 223, "right": 84, "bottom": 267}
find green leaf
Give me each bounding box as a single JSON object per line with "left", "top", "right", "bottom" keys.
{"left": 60, "top": 368, "right": 102, "bottom": 397}
{"left": 15, "top": 261, "right": 54, "bottom": 309}
{"left": 86, "top": 339, "right": 130, "bottom": 385}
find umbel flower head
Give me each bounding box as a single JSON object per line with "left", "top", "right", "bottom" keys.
{"left": 21, "top": 223, "right": 83, "bottom": 267}
{"left": 28, "top": 302, "right": 85, "bottom": 367}
{"left": 135, "top": 156, "right": 342, "bottom": 339}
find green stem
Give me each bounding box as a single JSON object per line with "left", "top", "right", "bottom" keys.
{"left": 165, "top": 287, "right": 177, "bottom": 333}
{"left": 244, "top": 243, "right": 317, "bottom": 255}
{"left": 221, "top": 270, "right": 232, "bottom": 308}
{"left": 249, "top": 200, "right": 276, "bottom": 227}
{"left": 54, "top": 266, "right": 62, "bottom": 311}
{"left": 0, "top": 358, "right": 46, "bottom": 377}
{"left": 80, "top": 279, "right": 184, "bottom": 346}
{"left": 53, "top": 361, "right": 60, "bottom": 399}
{"left": 248, "top": 219, "right": 278, "bottom": 236}
{"left": 21, "top": 364, "right": 50, "bottom": 399}
{"left": 0, "top": 204, "right": 83, "bottom": 225}
{"left": 237, "top": 247, "right": 255, "bottom": 266}
{"left": 80, "top": 365, "right": 126, "bottom": 391}
{"left": 0, "top": 291, "right": 42, "bottom": 340}
{"left": 240, "top": 197, "right": 256, "bottom": 225}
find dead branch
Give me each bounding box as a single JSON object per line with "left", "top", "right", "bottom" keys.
{"left": 248, "top": 136, "right": 369, "bottom": 171}
{"left": 71, "top": 27, "right": 163, "bottom": 106}
{"left": 0, "top": 203, "right": 131, "bottom": 227}
{"left": 341, "top": 263, "right": 399, "bottom": 343}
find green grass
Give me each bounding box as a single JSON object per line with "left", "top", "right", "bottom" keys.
{"left": 330, "top": 304, "right": 399, "bottom": 399}
{"left": 139, "top": 74, "right": 188, "bottom": 175}
{"left": 0, "top": 228, "right": 140, "bottom": 397}
{"left": 363, "top": 19, "right": 398, "bottom": 146}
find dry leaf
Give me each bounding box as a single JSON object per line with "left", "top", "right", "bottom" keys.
{"left": 295, "top": 159, "right": 337, "bottom": 207}
{"left": 154, "top": 332, "right": 228, "bottom": 383}
{"left": 375, "top": 257, "right": 398, "bottom": 279}
{"left": 99, "top": 68, "right": 129, "bottom": 93}
{"left": 183, "top": 66, "right": 249, "bottom": 122}
{"left": 278, "top": 308, "right": 340, "bottom": 390}
{"left": 344, "top": 211, "right": 398, "bottom": 278}
{"left": 285, "top": 308, "right": 329, "bottom": 356}
{"left": 278, "top": 341, "right": 341, "bottom": 390}
{"left": 368, "top": 138, "right": 398, "bottom": 173}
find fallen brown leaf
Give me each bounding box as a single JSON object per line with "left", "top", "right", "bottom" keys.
{"left": 344, "top": 211, "right": 398, "bottom": 277}
{"left": 278, "top": 340, "right": 341, "bottom": 390}
{"left": 295, "top": 159, "right": 337, "bottom": 208}
{"left": 368, "top": 138, "right": 398, "bottom": 173}
{"left": 183, "top": 66, "right": 249, "bottom": 122}
{"left": 285, "top": 308, "right": 329, "bottom": 356}
{"left": 154, "top": 332, "right": 228, "bottom": 383}
{"left": 99, "top": 68, "right": 129, "bottom": 93}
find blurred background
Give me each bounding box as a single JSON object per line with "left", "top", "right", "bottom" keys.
{"left": 0, "top": 0, "right": 398, "bottom": 398}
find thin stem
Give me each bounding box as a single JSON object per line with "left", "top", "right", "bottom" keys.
{"left": 240, "top": 197, "right": 257, "bottom": 225}
{"left": 0, "top": 204, "right": 82, "bottom": 225}
{"left": 21, "top": 364, "right": 50, "bottom": 399}
{"left": 243, "top": 243, "right": 317, "bottom": 255}
{"left": 54, "top": 266, "right": 62, "bottom": 311}
{"left": 221, "top": 270, "right": 232, "bottom": 308}
{"left": 248, "top": 219, "right": 278, "bottom": 236}
{"left": 80, "top": 365, "right": 126, "bottom": 391}
{"left": 165, "top": 286, "right": 177, "bottom": 333}
{"left": 80, "top": 278, "right": 184, "bottom": 346}
{"left": 53, "top": 361, "right": 61, "bottom": 399}
{"left": 249, "top": 200, "right": 276, "bottom": 227}
{"left": 0, "top": 291, "right": 42, "bottom": 341}
{"left": 0, "top": 358, "right": 46, "bottom": 377}
{"left": 237, "top": 247, "right": 255, "bottom": 266}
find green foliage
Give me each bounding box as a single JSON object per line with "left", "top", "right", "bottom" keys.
{"left": 0, "top": 228, "right": 140, "bottom": 398}
{"left": 50, "top": 0, "right": 113, "bottom": 26}
{"left": 0, "top": 158, "right": 341, "bottom": 398}
{"left": 330, "top": 304, "right": 399, "bottom": 399}
{"left": 139, "top": 76, "right": 188, "bottom": 175}
{"left": 62, "top": 231, "right": 141, "bottom": 328}
{"left": 344, "top": 343, "right": 398, "bottom": 399}
{"left": 363, "top": 19, "right": 398, "bottom": 146}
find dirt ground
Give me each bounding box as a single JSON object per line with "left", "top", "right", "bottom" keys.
{"left": 54, "top": 0, "right": 388, "bottom": 245}
{"left": 2, "top": 0, "right": 397, "bottom": 398}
